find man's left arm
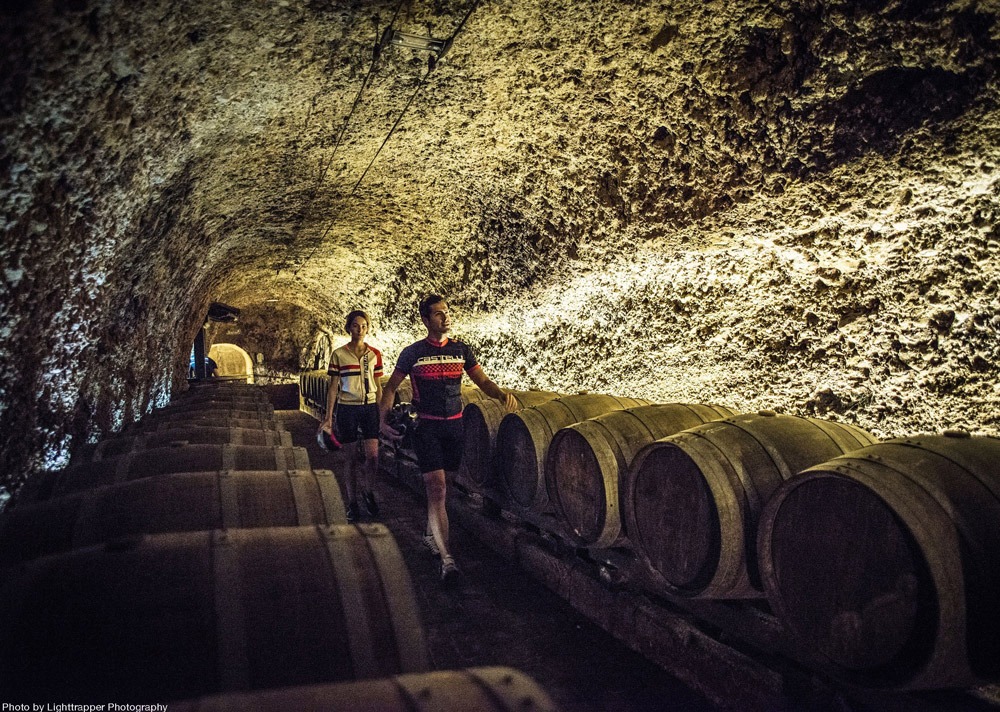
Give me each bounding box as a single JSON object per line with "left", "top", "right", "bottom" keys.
{"left": 468, "top": 365, "right": 517, "bottom": 412}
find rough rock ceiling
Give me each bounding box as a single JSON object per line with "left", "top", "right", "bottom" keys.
{"left": 1, "top": 0, "right": 999, "bottom": 491}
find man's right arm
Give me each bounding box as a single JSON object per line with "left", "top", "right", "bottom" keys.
{"left": 378, "top": 370, "right": 406, "bottom": 440}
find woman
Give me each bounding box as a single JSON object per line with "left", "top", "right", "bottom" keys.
{"left": 319, "top": 310, "right": 384, "bottom": 522}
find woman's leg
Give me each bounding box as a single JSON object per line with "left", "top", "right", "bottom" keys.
{"left": 361, "top": 437, "right": 379, "bottom": 491}
{"left": 344, "top": 440, "right": 360, "bottom": 506}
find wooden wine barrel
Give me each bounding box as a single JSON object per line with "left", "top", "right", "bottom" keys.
{"left": 302, "top": 371, "right": 330, "bottom": 411}
{"left": 547, "top": 403, "right": 736, "bottom": 548}
{"left": 758, "top": 432, "right": 1000, "bottom": 690}
{"left": 460, "top": 390, "right": 563, "bottom": 489}
{"left": 255, "top": 384, "right": 300, "bottom": 412}
{"left": 86, "top": 426, "right": 293, "bottom": 461}
{"left": 0, "top": 470, "right": 346, "bottom": 566}
{"left": 16, "top": 444, "right": 312, "bottom": 504}
{"left": 495, "top": 394, "right": 651, "bottom": 514}
{"left": 133, "top": 415, "right": 284, "bottom": 432}
{"left": 153, "top": 401, "right": 275, "bottom": 417}
{"left": 181, "top": 384, "right": 264, "bottom": 400}
{"left": 165, "top": 398, "right": 274, "bottom": 414}
{"left": 186, "top": 379, "right": 260, "bottom": 391}
{"left": 0, "top": 525, "right": 428, "bottom": 703}
{"left": 170, "top": 666, "right": 560, "bottom": 712}
{"left": 174, "top": 387, "right": 271, "bottom": 403}
{"left": 623, "top": 411, "right": 877, "bottom": 599}
{"left": 460, "top": 386, "right": 488, "bottom": 406}
{"left": 139, "top": 410, "right": 278, "bottom": 429}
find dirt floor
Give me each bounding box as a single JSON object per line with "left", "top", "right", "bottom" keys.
{"left": 277, "top": 409, "right": 721, "bottom": 712}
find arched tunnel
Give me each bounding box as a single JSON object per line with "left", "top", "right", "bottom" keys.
{"left": 1, "top": 0, "right": 1000, "bottom": 709}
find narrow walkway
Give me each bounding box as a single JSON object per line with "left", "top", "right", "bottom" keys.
{"left": 277, "top": 410, "right": 719, "bottom": 712}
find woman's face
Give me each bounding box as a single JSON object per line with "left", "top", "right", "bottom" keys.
{"left": 349, "top": 316, "right": 369, "bottom": 340}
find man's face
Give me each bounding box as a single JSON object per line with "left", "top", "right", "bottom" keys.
{"left": 423, "top": 301, "right": 451, "bottom": 334}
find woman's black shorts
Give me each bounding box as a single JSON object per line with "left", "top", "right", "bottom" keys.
{"left": 413, "top": 417, "right": 464, "bottom": 473}
{"left": 335, "top": 403, "right": 380, "bottom": 443}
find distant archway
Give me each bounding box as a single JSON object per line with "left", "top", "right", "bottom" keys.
{"left": 208, "top": 343, "right": 255, "bottom": 384}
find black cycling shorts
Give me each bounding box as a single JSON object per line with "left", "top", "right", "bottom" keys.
{"left": 335, "top": 403, "right": 380, "bottom": 444}
{"left": 413, "top": 417, "right": 464, "bottom": 473}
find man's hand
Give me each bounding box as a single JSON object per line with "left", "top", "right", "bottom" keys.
{"left": 502, "top": 391, "right": 518, "bottom": 413}
{"left": 380, "top": 421, "right": 403, "bottom": 443}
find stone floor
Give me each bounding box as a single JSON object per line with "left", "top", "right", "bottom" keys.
{"left": 277, "top": 409, "right": 720, "bottom": 712}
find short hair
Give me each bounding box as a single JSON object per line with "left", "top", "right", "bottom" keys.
{"left": 418, "top": 294, "right": 445, "bottom": 320}
{"left": 344, "top": 309, "right": 369, "bottom": 333}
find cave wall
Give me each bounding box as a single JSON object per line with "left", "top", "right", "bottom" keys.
{"left": 1, "top": 0, "right": 999, "bottom": 499}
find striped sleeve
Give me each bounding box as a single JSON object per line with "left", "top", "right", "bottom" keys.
{"left": 395, "top": 343, "right": 416, "bottom": 375}
{"left": 372, "top": 347, "right": 384, "bottom": 379}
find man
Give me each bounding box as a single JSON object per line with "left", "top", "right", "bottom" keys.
{"left": 379, "top": 294, "right": 516, "bottom": 584}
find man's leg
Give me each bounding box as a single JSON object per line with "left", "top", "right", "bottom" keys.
{"left": 423, "top": 468, "right": 450, "bottom": 560}
{"left": 361, "top": 437, "right": 380, "bottom": 517}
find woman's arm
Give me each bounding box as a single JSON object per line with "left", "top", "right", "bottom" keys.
{"left": 320, "top": 374, "right": 340, "bottom": 432}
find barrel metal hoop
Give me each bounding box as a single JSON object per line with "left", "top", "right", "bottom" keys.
{"left": 93, "top": 439, "right": 109, "bottom": 461}
{"left": 133, "top": 434, "right": 150, "bottom": 453}
{"left": 70, "top": 489, "right": 103, "bottom": 548}
{"left": 314, "top": 470, "right": 347, "bottom": 525}
{"left": 287, "top": 470, "right": 315, "bottom": 525}
{"left": 222, "top": 444, "right": 237, "bottom": 471}
{"left": 114, "top": 451, "right": 134, "bottom": 484}
{"left": 212, "top": 529, "right": 251, "bottom": 690}
{"left": 319, "top": 525, "right": 380, "bottom": 678}
{"left": 218, "top": 471, "right": 240, "bottom": 529}
{"left": 692, "top": 427, "right": 766, "bottom": 519}
{"left": 361, "top": 524, "right": 429, "bottom": 673}
{"left": 468, "top": 667, "right": 557, "bottom": 712}
{"left": 294, "top": 447, "right": 311, "bottom": 470}
{"left": 721, "top": 418, "right": 792, "bottom": 484}
{"left": 681, "top": 431, "right": 753, "bottom": 595}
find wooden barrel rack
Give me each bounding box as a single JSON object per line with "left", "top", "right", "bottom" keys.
{"left": 7, "top": 376, "right": 998, "bottom": 710}
{"left": 0, "top": 380, "right": 554, "bottom": 709}
{"left": 379, "top": 392, "right": 1000, "bottom": 710}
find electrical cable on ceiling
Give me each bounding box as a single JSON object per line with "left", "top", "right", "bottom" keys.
{"left": 273, "top": 0, "right": 410, "bottom": 275}
{"left": 290, "top": 0, "right": 480, "bottom": 276}
{"left": 313, "top": 0, "right": 409, "bottom": 189}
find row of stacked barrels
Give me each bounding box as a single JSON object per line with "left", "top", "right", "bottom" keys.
{"left": 380, "top": 386, "right": 1000, "bottom": 692}
{"left": 300, "top": 369, "right": 330, "bottom": 413}
{"left": 301, "top": 370, "right": 418, "bottom": 419}
{"left": 0, "top": 379, "right": 558, "bottom": 711}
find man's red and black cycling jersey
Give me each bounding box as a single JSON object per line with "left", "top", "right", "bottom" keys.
{"left": 392, "top": 337, "right": 480, "bottom": 420}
